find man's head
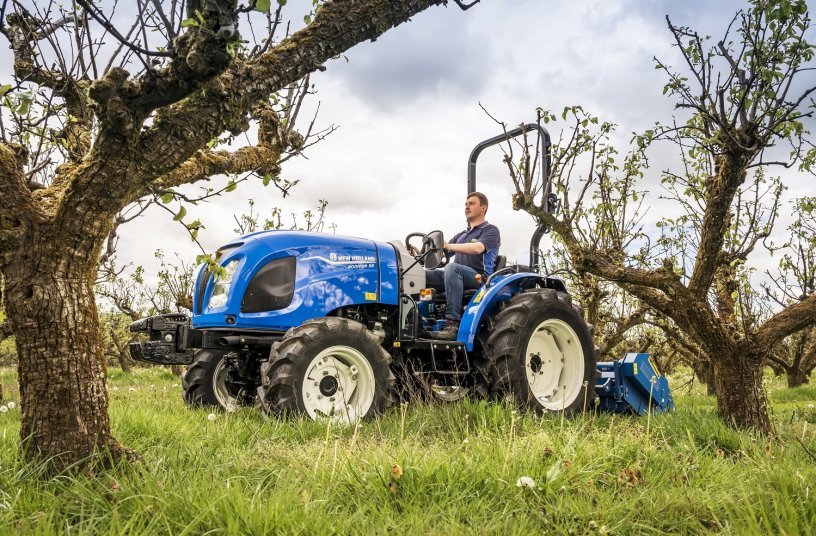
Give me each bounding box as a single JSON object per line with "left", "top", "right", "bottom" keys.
{"left": 465, "top": 191, "right": 488, "bottom": 224}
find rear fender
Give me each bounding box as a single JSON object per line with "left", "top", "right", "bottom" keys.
{"left": 458, "top": 273, "right": 565, "bottom": 350}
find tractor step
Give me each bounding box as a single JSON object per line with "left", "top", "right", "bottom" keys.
{"left": 402, "top": 339, "right": 471, "bottom": 375}
{"left": 594, "top": 353, "right": 675, "bottom": 415}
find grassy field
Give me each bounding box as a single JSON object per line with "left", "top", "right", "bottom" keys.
{"left": 0, "top": 366, "right": 814, "bottom": 535}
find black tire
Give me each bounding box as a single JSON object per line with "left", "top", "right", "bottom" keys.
{"left": 257, "top": 317, "right": 397, "bottom": 422}
{"left": 481, "top": 288, "right": 597, "bottom": 415}
{"left": 182, "top": 349, "right": 253, "bottom": 409}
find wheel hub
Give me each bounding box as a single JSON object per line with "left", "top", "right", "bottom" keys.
{"left": 301, "top": 345, "right": 375, "bottom": 424}
{"left": 319, "top": 375, "right": 339, "bottom": 396}
{"left": 529, "top": 353, "right": 543, "bottom": 374}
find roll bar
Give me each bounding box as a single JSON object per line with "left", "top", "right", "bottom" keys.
{"left": 466, "top": 123, "right": 554, "bottom": 272}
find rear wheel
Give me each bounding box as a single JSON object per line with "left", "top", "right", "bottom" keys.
{"left": 258, "top": 318, "right": 397, "bottom": 423}
{"left": 482, "top": 289, "right": 597, "bottom": 414}
{"left": 182, "top": 349, "right": 252, "bottom": 410}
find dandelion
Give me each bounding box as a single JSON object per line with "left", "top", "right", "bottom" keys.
{"left": 207, "top": 413, "right": 217, "bottom": 421}
{"left": 515, "top": 476, "right": 536, "bottom": 488}
{"left": 390, "top": 462, "right": 403, "bottom": 480}
{"left": 0, "top": 406, "right": 7, "bottom": 413}
{"left": 6, "top": 402, "right": 15, "bottom": 409}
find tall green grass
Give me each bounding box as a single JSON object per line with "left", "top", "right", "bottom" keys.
{"left": 1, "top": 366, "right": 814, "bottom": 535}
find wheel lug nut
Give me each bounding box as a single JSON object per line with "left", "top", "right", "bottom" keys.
{"left": 330, "top": 396, "right": 335, "bottom": 402}
{"left": 323, "top": 370, "right": 329, "bottom": 376}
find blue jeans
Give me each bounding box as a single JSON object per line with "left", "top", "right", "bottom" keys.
{"left": 425, "top": 263, "right": 481, "bottom": 322}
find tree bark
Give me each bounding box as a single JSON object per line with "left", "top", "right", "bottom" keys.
{"left": 694, "top": 359, "right": 717, "bottom": 396}
{"left": 787, "top": 369, "right": 810, "bottom": 388}
{"left": 5, "top": 263, "right": 134, "bottom": 467}
{"left": 713, "top": 353, "right": 771, "bottom": 432}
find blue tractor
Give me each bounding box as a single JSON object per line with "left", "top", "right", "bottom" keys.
{"left": 130, "top": 124, "right": 673, "bottom": 422}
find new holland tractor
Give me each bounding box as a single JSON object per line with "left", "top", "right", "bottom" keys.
{"left": 130, "top": 124, "right": 674, "bottom": 422}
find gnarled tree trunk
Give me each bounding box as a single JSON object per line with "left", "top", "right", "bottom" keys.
{"left": 4, "top": 230, "right": 132, "bottom": 466}
{"left": 694, "top": 359, "right": 717, "bottom": 396}
{"left": 712, "top": 351, "right": 770, "bottom": 432}
{"left": 787, "top": 369, "right": 810, "bottom": 388}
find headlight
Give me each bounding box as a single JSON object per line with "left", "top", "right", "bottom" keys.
{"left": 208, "top": 259, "right": 238, "bottom": 309}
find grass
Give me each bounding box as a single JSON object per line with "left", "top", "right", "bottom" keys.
{"left": 0, "top": 366, "right": 814, "bottom": 535}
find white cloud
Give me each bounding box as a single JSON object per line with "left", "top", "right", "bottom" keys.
{"left": 106, "top": 0, "right": 812, "bottom": 286}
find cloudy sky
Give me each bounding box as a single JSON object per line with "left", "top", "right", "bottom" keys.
{"left": 106, "top": 0, "right": 809, "bottom": 279}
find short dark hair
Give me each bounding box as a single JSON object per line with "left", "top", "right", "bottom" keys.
{"left": 468, "top": 191, "right": 488, "bottom": 206}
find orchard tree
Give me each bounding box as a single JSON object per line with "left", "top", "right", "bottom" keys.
{"left": 509, "top": 0, "right": 816, "bottom": 432}
{"left": 0, "top": 0, "right": 470, "bottom": 468}
{"left": 764, "top": 197, "right": 816, "bottom": 387}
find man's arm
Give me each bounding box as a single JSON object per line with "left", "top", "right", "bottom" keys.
{"left": 444, "top": 241, "right": 485, "bottom": 254}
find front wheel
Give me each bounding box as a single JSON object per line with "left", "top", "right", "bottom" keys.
{"left": 182, "top": 349, "right": 253, "bottom": 410}
{"left": 258, "top": 318, "right": 397, "bottom": 423}
{"left": 483, "top": 289, "right": 597, "bottom": 414}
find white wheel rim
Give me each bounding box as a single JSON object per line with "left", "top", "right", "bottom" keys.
{"left": 431, "top": 385, "right": 469, "bottom": 402}
{"left": 301, "top": 345, "right": 375, "bottom": 424}
{"left": 525, "top": 318, "right": 585, "bottom": 410}
{"left": 213, "top": 355, "right": 238, "bottom": 411}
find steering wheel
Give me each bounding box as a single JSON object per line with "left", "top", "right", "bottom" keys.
{"left": 404, "top": 231, "right": 447, "bottom": 268}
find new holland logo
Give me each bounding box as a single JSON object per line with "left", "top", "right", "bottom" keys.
{"left": 329, "top": 252, "right": 338, "bottom": 262}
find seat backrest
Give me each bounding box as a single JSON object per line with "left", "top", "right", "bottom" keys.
{"left": 494, "top": 255, "right": 507, "bottom": 272}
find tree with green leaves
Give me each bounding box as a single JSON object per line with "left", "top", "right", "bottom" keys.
{"left": 764, "top": 197, "right": 816, "bottom": 387}
{"left": 0, "top": 0, "right": 469, "bottom": 469}
{"left": 509, "top": 0, "right": 816, "bottom": 432}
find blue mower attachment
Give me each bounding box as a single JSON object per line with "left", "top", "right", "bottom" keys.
{"left": 595, "top": 353, "right": 675, "bottom": 415}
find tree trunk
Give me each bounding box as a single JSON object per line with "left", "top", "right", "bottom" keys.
{"left": 692, "top": 359, "right": 717, "bottom": 396}
{"left": 117, "top": 350, "right": 133, "bottom": 373}
{"left": 713, "top": 354, "right": 771, "bottom": 433}
{"left": 787, "top": 369, "right": 810, "bottom": 388}
{"left": 4, "top": 251, "right": 132, "bottom": 468}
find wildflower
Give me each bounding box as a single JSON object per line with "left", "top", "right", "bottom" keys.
{"left": 112, "top": 386, "right": 119, "bottom": 391}
{"left": 207, "top": 413, "right": 217, "bottom": 421}
{"left": 390, "top": 462, "right": 403, "bottom": 480}
{"left": 515, "top": 476, "right": 536, "bottom": 488}
{"left": 807, "top": 403, "right": 814, "bottom": 409}
{"left": 128, "top": 387, "right": 136, "bottom": 392}
{"left": 6, "top": 402, "right": 15, "bottom": 410}
{"left": 0, "top": 406, "right": 7, "bottom": 414}
{"left": 172, "top": 384, "right": 180, "bottom": 388}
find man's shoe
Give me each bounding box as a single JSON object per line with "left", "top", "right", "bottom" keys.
{"left": 429, "top": 321, "right": 460, "bottom": 340}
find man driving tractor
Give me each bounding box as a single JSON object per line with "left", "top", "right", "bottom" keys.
{"left": 424, "top": 191, "right": 501, "bottom": 339}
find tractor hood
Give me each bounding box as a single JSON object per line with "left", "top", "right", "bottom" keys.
{"left": 191, "top": 230, "right": 400, "bottom": 331}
